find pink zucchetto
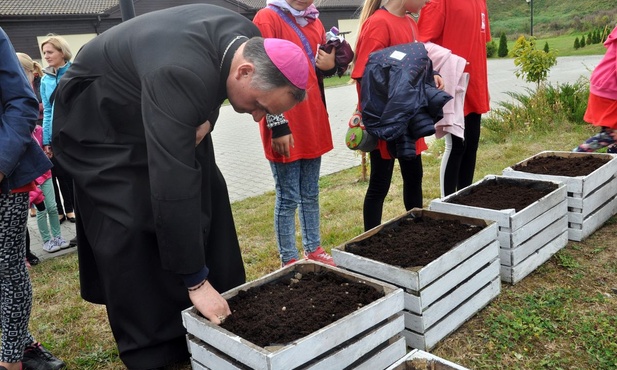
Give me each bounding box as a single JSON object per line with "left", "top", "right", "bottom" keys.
{"left": 263, "top": 38, "right": 309, "bottom": 90}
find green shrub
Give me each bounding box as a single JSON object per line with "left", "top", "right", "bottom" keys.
{"left": 511, "top": 35, "right": 557, "bottom": 88}
{"left": 482, "top": 79, "right": 589, "bottom": 143}
{"left": 486, "top": 40, "right": 497, "bottom": 58}
{"left": 498, "top": 32, "right": 509, "bottom": 57}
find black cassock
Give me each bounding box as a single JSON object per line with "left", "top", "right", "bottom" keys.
{"left": 52, "top": 5, "right": 260, "bottom": 369}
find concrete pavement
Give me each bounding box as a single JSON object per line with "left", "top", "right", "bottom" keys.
{"left": 27, "top": 54, "right": 603, "bottom": 263}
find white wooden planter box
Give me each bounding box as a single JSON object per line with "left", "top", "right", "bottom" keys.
{"left": 502, "top": 151, "right": 617, "bottom": 241}
{"left": 332, "top": 209, "right": 501, "bottom": 351}
{"left": 386, "top": 349, "right": 470, "bottom": 370}
{"left": 429, "top": 175, "right": 569, "bottom": 284}
{"left": 182, "top": 261, "right": 406, "bottom": 370}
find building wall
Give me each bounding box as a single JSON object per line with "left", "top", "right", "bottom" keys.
{"left": 1, "top": 18, "right": 119, "bottom": 60}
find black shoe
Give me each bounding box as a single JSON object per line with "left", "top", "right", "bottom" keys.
{"left": 22, "top": 342, "right": 65, "bottom": 370}
{"left": 26, "top": 252, "right": 40, "bottom": 266}
{"left": 69, "top": 237, "right": 77, "bottom": 247}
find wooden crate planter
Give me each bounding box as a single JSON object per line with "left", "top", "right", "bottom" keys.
{"left": 386, "top": 349, "right": 470, "bottom": 370}
{"left": 429, "top": 175, "right": 569, "bottom": 284}
{"left": 182, "top": 261, "right": 406, "bottom": 370}
{"left": 502, "top": 151, "right": 617, "bottom": 241}
{"left": 332, "top": 209, "right": 501, "bottom": 351}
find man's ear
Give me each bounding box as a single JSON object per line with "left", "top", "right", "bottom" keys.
{"left": 234, "top": 63, "right": 255, "bottom": 80}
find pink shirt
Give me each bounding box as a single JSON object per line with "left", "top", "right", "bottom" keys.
{"left": 590, "top": 26, "right": 617, "bottom": 101}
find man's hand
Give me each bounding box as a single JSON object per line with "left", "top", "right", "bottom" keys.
{"left": 272, "top": 134, "right": 294, "bottom": 157}
{"left": 196, "top": 120, "right": 212, "bottom": 146}
{"left": 188, "top": 279, "right": 231, "bottom": 325}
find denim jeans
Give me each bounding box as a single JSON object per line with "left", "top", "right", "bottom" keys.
{"left": 270, "top": 158, "right": 321, "bottom": 264}
{"left": 36, "top": 178, "right": 62, "bottom": 242}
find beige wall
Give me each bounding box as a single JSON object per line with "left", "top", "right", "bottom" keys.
{"left": 338, "top": 19, "right": 360, "bottom": 51}
{"left": 37, "top": 33, "right": 97, "bottom": 66}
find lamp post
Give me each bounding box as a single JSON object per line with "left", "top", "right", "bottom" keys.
{"left": 526, "top": 0, "right": 534, "bottom": 37}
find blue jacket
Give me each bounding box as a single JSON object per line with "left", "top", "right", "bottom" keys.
{"left": 361, "top": 42, "right": 452, "bottom": 159}
{"left": 0, "top": 28, "right": 52, "bottom": 193}
{"left": 41, "top": 62, "right": 71, "bottom": 145}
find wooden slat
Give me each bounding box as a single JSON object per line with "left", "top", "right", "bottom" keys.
{"left": 403, "top": 277, "right": 501, "bottom": 350}
{"left": 303, "top": 314, "right": 404, "bottom": 370}
{"left": 353, "top": 336, "right": 407, "bottom": 370}
{"left": 502, "top": 230, "right": 568, "bottom": 284}
{"left": 568, "top": 195, "right": 617, "bottom": 241}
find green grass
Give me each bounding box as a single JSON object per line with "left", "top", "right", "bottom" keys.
{"left": 497, "top": 34, "right": 608, "bottom": 58}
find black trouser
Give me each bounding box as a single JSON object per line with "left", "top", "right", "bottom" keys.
{"left": 67, "top": 140, "right": 245, "bottom": 369}
{"left": 363, "top": 150, "right": 423, "bottom": 231}
{"left": 441, "top": 113, "right": 482, "bottom": 196}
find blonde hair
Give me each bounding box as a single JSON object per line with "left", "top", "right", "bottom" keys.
{"left": 16, "top": 52, "right": 43, "bottom": 83}
{"left": 41, "top": 34, "right": 73, "bottom": 62}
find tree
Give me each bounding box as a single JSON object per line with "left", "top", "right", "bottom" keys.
{"left": 574, "top": 37, "right": 580, "bottom": 49}
{"left": 511, "top": 35, "right": 557, "bottom": 89}
{"left": 543, "top": 42, "right": 549, "bottom": 53}
{"left": 498, "top": 32, "right": 509, "bottom": 57}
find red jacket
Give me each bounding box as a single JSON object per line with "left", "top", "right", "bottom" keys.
{"left": 418, "top": 0, "right": 491, "bottom": 115}
{"left": 253, "top": 7, "right": 333, "bottom": 163}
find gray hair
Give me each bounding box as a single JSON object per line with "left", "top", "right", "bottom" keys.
{"left": 242, "top": 37, "right": 306, "bottom": 102}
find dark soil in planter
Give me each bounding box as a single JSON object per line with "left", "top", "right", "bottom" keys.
{"left": 447, "top": 178, "right": 557, "bottom": 212}
{"left": 220, "top": 270, "right": 384, "bottom": 348}
{"left": 345, "top": 216, "right": 484, "bottom": 268}
{"left": 511, "top": 155, "right": 609, "bottom": 177}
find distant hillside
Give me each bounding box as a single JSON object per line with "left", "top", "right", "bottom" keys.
{"left": 487, "top": 0, "right": 617, "bottom": 37}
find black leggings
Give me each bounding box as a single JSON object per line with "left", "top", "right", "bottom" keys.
{"left": 441, "top": 113, "right": 482, "bottom": 196}
{"left": 363, "top": 150, "right": 423, "bottom": 231}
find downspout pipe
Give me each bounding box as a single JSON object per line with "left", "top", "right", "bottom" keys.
{"left": 119, "top": 0, "right": 136, "bottom": 21}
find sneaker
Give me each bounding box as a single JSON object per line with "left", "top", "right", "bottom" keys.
{"left": 26, "top": 252, "right": 40, "bottom": 266}
{"left": 282, "top": 258, "right": 298, "bottom": 268}
{"left": 53, "top": 237, "right": 70, "bottom": 250}
{"left": 42, "top": 240, "right": 61, "bottom": 253}
{"left": 304, "top": 246, "right": 336, "bottom": 266}
{"left": 22, "top": 342, "right": 65, "bottom": 370}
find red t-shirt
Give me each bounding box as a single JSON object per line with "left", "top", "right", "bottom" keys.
{"left": 253, "top": 8, "right": 334, "bottom": 163}
{"left": 352, "top": 9, "right": 427, "bottom": 158}
{"left": 418, "top": 0, "right": 491, "bottom": 115}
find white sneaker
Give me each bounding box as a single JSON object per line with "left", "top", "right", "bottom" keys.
{"left": 54, "top": 236, "right": 70, "bottom": 249}
{"left": 43, "top": 239, "right": 61, "bottom": 253}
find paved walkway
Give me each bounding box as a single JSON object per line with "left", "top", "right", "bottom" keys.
{"left": 27, "top": 55, "right": 603, "bottom": 263}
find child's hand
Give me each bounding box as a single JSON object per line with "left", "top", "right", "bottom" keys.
{"left": 316, "top": 47, "right": 336, "bottom": 72}
{"left": 434, "top": 74, "right": 445, "bottom": 90}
